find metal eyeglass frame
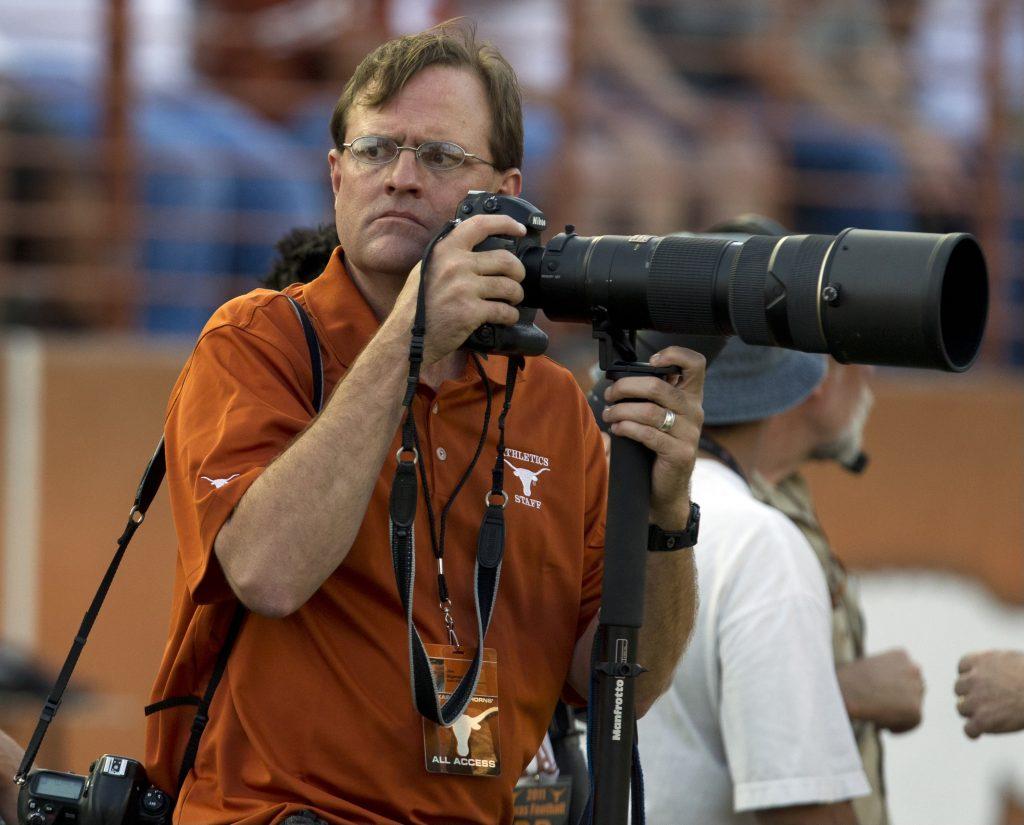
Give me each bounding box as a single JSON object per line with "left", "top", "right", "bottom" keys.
{"left": 341, "top": 135, "right": 497, "bottom": 171}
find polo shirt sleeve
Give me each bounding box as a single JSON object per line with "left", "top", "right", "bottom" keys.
{"left": 164, "top": 304, "right": 318, "bottom": 604}
{"left": 716, "top": 516, "right": 870, "bottom": 812}
{"left": 575, "top": 409, "right": 607, "bottom": 641}
{"left": 559, "top": 395, "right": 608, "bottom": 707}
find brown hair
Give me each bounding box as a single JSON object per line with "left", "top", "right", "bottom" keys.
{"left": 328, "top": 19, "right": 523, "bottom": 171}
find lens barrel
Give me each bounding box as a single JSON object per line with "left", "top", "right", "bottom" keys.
{"left": 527, "top": 228, "right": 988, "bottom": 372}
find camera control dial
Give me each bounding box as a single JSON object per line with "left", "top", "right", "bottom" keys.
{"left": 142, "top": 787, "right": 170, "bottom": 814}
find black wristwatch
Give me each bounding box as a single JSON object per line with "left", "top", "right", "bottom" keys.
{"left": 648, "top": 502, "right": 700, "bottom": 551}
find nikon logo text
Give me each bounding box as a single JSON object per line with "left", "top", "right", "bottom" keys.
{"left": 612, "top": 679, "right": 624, "bottom": 741}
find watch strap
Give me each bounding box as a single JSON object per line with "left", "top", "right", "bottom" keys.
{"left": 648, "top": 502, "right": 700, "bottom": 551}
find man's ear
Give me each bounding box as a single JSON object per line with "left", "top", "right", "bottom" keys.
{"left": 497, "top": 167, "right": 522, "bottom": 196}
{"left": 328, "top": 149, "right": 343, "bottom": 198}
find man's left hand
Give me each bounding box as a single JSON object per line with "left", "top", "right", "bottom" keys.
{"left": 601, "top": 346, "right": 705, "bottom": 530}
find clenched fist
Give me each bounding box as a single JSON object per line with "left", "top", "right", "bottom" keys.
{"left": 955, "top": 650, "right": 1024, "bottom": 739}
{"left": 836, "top": 648, "right": 924, "bottom": 733}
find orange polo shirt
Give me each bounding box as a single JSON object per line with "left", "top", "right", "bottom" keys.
{"left": 146, "top": 250, "right": 607, "bottom": 825}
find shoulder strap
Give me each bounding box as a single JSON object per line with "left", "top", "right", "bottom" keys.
{"left": 155, "top": 295, "right": 324, "bottom": 795}
{"left": 173, "top": 602, "right": 246, "bottom": 792}
{"left": 15, "top": 438, "right": 171, "bottom": 783}
{"left": 286, "top": 295, "right": 324, "bottom": 412}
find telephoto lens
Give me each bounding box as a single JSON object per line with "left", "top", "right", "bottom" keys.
{"left": 526, "top": 228, "right": 987, "bottom": 372}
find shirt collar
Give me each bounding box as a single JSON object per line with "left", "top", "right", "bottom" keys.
{"left": 697, "top": 455, "right": 750, "bottom": 494}
{"left": 302, "top": 247, "right": 521, "bottom": 388}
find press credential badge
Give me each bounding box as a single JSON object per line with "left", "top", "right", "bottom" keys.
{"left": 423, "top": 644, "right": 500, "bottom": 777}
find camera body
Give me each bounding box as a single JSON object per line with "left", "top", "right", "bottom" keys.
{"left": 17, "top": 756, "right": 172, "bottom": 825}
{"left": 459, "top": 191, "right": 549, "bottom": 357}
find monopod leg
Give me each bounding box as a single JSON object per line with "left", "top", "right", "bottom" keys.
{"left": 591, "top": 433, "right": 653, "bottom": 824}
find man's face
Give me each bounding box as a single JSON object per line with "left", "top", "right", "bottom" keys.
{"left": 809, "top": 362, "right": 875, "bottom": 464}
{"left": 328, "top": 65, "right": 522, "bottom": 286}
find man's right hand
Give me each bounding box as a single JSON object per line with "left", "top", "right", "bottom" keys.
{"left": 836, "top": 648, "right": 924, "bottom": 733}
{"left": 392, "top": 214, "right": 527, "bottom": 365}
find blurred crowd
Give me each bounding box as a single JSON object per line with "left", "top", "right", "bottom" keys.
{"left": 0, "top": 9, "right": 1022, "bottom": 825}
{"left": 0, "top": 0, "right": 1021, "bottom": 367}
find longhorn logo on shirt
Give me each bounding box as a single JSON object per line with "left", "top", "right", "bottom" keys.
{"left": 201, "top": 474, "right": 239, "bottom": 489}
{"left": 503, "top": 448, "right": 551, "bottom": 511}
{"left": 504, "top": 460, "right": 550, "bottom": 496}
{"left": 451, "top": 707, "right": 499, "bottom": 756}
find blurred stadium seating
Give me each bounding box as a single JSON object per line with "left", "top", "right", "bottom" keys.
{"left": 0, "top": 0, "right": 1019, "bottom": 364}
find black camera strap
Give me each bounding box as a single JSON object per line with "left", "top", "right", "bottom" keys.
{"left": 14, "top": 437, "right": 166, "bottom": 786}
{"left": 698, "top": 434, "right": 748, "bottom": 485}
{"left": 389, "top": 223, "right": 522, "bottom": 727}
{"left": 14, "top": 295, "right": 323, "bottom": 794}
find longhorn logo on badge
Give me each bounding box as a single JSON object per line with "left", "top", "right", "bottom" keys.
{"left": 451, "top": 707, "right": 499, "bottom": 756}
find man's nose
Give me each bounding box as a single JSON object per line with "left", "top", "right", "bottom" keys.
{"left": 385, "top": 149, "right": 424, "bottom": 195}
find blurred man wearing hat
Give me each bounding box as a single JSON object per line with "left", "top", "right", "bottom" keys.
{"left": 753, "top": 360, "right": 924, "bottom": 825}
{"left": 624, "top": 338, "right": 871, "bottom": 824}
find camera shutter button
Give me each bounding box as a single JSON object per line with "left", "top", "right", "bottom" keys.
{"left": 483, "top": 196, "right": 499, "bottom": 212}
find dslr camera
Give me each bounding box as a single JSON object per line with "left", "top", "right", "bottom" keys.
{"left": 17, "top": 755, "right": 171, "bottom": 825}
{"left": 456, "top": 190, "right": 989, "bottom": 372}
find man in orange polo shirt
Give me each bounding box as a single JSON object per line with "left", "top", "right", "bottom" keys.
{"left": 146, "top": 22, "right": 705, "bottom": 825}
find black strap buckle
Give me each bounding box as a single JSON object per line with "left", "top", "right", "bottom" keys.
{"left": 409, "top": 336, "right": 426, "bottom": 363}
{"left": 189, "top": 711, "right": 210, "bottom": 737}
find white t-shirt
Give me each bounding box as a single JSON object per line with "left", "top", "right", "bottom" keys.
{"left": 640, "top": 458, "right": 869, "bottom": 824}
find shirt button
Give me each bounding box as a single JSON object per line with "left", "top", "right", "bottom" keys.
{"left": 436, "top": 447, "right": 447, "bottom": 461}
{"left": 432, "top": 403, "right": 440, "bottom": 414}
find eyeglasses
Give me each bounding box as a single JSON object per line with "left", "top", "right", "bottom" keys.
{"left": 341, "top": 135, "right": 497, "bottom": 171}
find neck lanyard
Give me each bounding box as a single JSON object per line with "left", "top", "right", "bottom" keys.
{"left": 412, "top": 352, "right": 520, "bottom": 649}
{"left": 699, "top": 434, "right": 749, "bottom": 485}
{"left": 388, "top": 223, "right": 523, "bottom": 727}
{"left": 413, "top": 353, "right": 491, "bottom": 649}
